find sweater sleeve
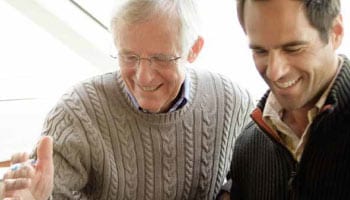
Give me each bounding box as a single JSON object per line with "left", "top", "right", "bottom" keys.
{"left": 41, "top": 98, "right": 92, "bottom": 200}
{"left": 241, "top": 87, "right": 255, "bottom": 129}
{"left": 217, "top": 81, "right": 255, "bottom": 199}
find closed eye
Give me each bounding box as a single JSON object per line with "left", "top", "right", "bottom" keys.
{"left": 281, "top": 41, "right": 308, "bottom": 54}
{"left": 283, "top": 46, "right": 304, "bottom": 54}
{"left": 152, "top": 55, "right": 169, "bottom": 62}
{"left": 251, "top": 48, "right": 268, "bottom": 55}
{"left": 120, "top": 54, "right": 139, "bottom": 62}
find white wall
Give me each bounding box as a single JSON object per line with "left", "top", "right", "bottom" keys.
{"left": 196, "top": 0, "right": 350, "bottom": 100}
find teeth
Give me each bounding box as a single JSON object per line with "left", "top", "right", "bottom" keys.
{"left": 141, "top": 86, "right": 158, "bottom": 91}
{"left": 275, "top": 78, "right": 299, "bottom": 89}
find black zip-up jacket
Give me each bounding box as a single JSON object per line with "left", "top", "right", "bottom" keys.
{"left": 230, "top": 55, "right": 350, "bottom": 200}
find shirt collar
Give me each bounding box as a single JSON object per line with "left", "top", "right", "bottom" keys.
{"left": 126, "top": 70, "right": 190, "bottom": 113}
{"left": 263, "top": 56, "right": 344, "bottom": 124}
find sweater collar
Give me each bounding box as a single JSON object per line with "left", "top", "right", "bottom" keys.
{"left": 125, "top": 70, "right": 190, "bottom": 113}
{"left": 324, "top": 54, "right": 350, "bottom": 113}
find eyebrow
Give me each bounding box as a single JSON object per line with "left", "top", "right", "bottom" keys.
{"left": 249, "top": 41, "right": 308, "bottom": 50}
{"left": 118, "top": 50, "right": 135, "bottom": 54}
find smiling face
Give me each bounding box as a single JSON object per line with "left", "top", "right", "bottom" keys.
{"left": 244, "top": 0, "right": 342, "bottom": 111}
{"left": 114, "top": 14, "right": 186, "bottom": 113}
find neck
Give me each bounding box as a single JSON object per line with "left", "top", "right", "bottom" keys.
{"left": 282, "top": 108, "right": 309, "bottom": 138}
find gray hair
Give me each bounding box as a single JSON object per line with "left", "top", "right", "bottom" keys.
{"left": 110, "top": 0, "right": 202, "bottom": 54}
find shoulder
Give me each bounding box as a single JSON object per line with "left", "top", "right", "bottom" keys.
{"left": 45, "top": 72, "right": 117, "bottom": 119}
{"left": 189, "top": 67, "right": 255, "bottom": 111}
{"left": 235, "top": 121, "right": 259, "bottom": 145}
{"left": 57, "top": 72, "right": 116, "bottom": 101}
{"left": 190, "top": 68, "right": 252, "bottom": 95}
{"left": 234, "top": 120, "right": 277, "bottom": 155}
{"left": 74, "top": 72, "right": 117, "bottom": 92}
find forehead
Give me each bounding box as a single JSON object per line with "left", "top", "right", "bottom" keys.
{"left": 114, "top": 14, "right": 181, "bottom": 54}
{"left": 244, "top": 0, "right": 317, "bottom": 47}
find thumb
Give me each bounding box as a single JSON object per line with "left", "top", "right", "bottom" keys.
{"left": 36, "top": 136, "right": 53, "bottom": 171}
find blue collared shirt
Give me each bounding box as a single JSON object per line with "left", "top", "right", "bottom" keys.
{"left": 126, "top": 71, "right": 190, "bottom": 113}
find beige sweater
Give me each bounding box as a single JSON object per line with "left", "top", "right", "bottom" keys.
{"left": 41, "top": 68, "right": 253, "bottom": 200}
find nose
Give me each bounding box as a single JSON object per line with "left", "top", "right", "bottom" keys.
{"left": 135, "top": 58, "right": 155, "bottom": 84}
{"left": 266, "top": 51, "right": 288, "bottom": 82}
{"left": 138, "top": 57, "right": 152, "bottom": 66}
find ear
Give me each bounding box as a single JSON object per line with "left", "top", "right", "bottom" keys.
{"left": 187, "top": 36, "right": 204, "bottom": 63}
{"left": 330, "top": 15, "right": 344, "bottom": 50}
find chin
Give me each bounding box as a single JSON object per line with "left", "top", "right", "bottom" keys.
{"left": 140, "top": 105, "right": 161, "bottom": 113}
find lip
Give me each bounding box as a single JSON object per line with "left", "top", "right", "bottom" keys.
{"left": 138, "top": 84, "right": 162, "bottom": 92}
{"left": 274, "top": 77, "right": 301, "bottom": 89}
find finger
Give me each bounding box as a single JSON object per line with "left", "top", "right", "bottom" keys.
{"left": 35, "top": 136, "right": 53, "bottom": 172}
{"left": 10, "top": 153, "right": 29, "bottom": 164}
{"left": 3, "top": 165, "right": 35, "bottom": 180}
{"left": 3, "top": 178, "right": 32, "bottom": 192}
{"left": 9, "top": 159, "right": 36, "bottom": 172}
{"left": 2, "top": 194, "right": 23, "bottom": 200}
{"left": 3, "top": 197, "right": 22, "bottom": 200}
{"left": 0, "top": 160, "right": 11, "bottom": 168}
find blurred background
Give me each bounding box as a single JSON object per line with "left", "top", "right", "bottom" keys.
{"left": 0, "top": 0, "right": 349, "bottom": 178}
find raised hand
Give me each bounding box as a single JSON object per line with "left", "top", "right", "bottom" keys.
{"left": 1, "top": 136, "right": 54, "bottom": 200}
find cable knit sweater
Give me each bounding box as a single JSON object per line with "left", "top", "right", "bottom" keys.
{"left": 40, "top": 67, "right": 253, "bottom": 200}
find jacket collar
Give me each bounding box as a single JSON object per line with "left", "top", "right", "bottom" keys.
{"left": 251, "top": 55, "right": 350, "bottom": 139}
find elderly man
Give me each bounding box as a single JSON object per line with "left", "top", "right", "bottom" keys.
{"left": 1, "top": 0, "right": 253, "bottom": 199}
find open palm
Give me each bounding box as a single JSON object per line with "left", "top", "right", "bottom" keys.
{"left": 2, "top": 136, "right": 54, "bottom": 200}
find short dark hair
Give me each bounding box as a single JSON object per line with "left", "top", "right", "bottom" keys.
{"left": 236, "top": 0, "right": 341, "bottom": 43}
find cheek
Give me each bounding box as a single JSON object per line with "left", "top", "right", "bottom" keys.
{"left": 163, "top": 74, "right": 178, "bottom": 89}
{"left": 120, "top": 68, "right": 136, "bottom": 85}
{"left": 253, "top": 57, "right": 267, "bottom": 76}
{"left": 164, "top": 67, "right": 185, "bottom": 81}
{"left": 163, "top": 70, "right": 185, "bottom": 92}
